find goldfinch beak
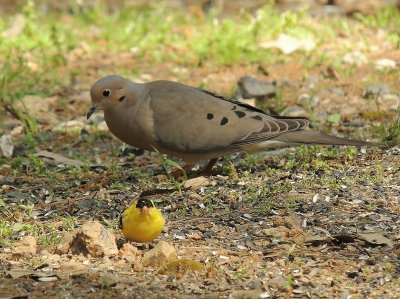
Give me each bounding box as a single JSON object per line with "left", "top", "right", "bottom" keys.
{"left": 140, "top": 206, "right": 150, "bottom": 215}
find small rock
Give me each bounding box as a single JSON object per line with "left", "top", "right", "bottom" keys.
{"left": 363, "top": 83, "right": 391, "bottom": 99}
{"left": 375, "top": 58, "right": 397, "bottom": 71}
{"left": 101, "top": 256, "right": 113, "bottom": 268}
{"left": 259, "top": 34, "right": 316, "bottom": 54}
{"left": 52, "top": 120, "right": 86, "bottom": 134}
{"left": 142, "top": 241, "right": 177, "bottom": 267}
{"left": 366, "top": 258, "right": 376, "bottom": 265}
{"left": 95, "top": 120, "right": 109, "bottom": 133}
{"left": 299, "top": 93, "right": 320, "bottom": 107}
{"left": 267, "top": 275, "right": 286, "bottom": 289}
{"left": 0, "top": 135, "right": 14, "bottom": 158}
{"left": 381, "top": 94, "right": 400, "bottom": 111}
{"left": 237, "top": 76, "right": 276, "bottom": 99}
{"left": 13, "top": 236, "right": 37, "bottom": 258}
{"left": 0, "top": 164, "right": 11, "bottom": 176}
{"left": 229, "top": 290, "right": 262, "bottom": 299}
{"left": 304, "top": 75, "right": 319, "bottom": 89}
{"left": 56, "top": 231, "right": 77, "bottom": 255}
{"left": 10, "top": 125, "right": 24, "bottom": 137}
{"left": 133, "top": 259, "right": 144, "bottom": 272}
{"left": 188, "top": 232, "right": 202, "bottom": 240}
{"left": 184, "top": 176, "right": 210, "bottom": 189}
{"left": 240, "top": 98, "right": 256, "bottom": 107}
{"left": 281, "top": 105, "right": 307, "bottom": 117}
{"left": 86, "top": 112, "right": 104, "bottom": 124}
{"left": 189, "top": 193, "right": 204, "bottom": 201}
{"left": 119, "top": 243, "right": 140, "bottom": 262}
{"left": 2, "top": 14, "right": 26, "bottom": 38}
{"left": 329, "top": 87, "right": 347, "bottom": 96}
{"left": 1, "top": 184, "right": 10, "bottom": 191}
{"left": 250, "top": 280, "right": 263, "bottom": 290}
{"left": 342, "top": 51, "right": 368, "bottom": 67}
{"left": 60, "top": 259, "right": 85, "bottom": 271}
{"left": 337, "top": 0, "right": 386, "bottom": 16}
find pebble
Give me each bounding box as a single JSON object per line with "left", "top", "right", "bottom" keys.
{"left": 363, "top": 83, "right": 391, "bottom": 99}
{"left": 0, "top": 135, "right": 13, "bottom": 158}
{"left": 10, "top": 125, "right": 24, "bottom": 137}
{"left": 375, "top": 58, "right": 397, "bottom": 71}
{"left": 281, "top": 105, "right": 307, "bottom": 117}
{"left": 184, "top": 176, "right": 210, "bottom": 189}
{"left": 342, "top": 51, "right": 368, "bottom": 66}
{"left": 229, "top": 290, "right": 261, "bottom": 299}
{"left": 52, "top": 120, "right": 85, "bottom": 134}
{"left": 250, "top": 280, "right": 263, "bottom": 290}
{"left": 237, "top": 76, "right": 276, "bottom": 99}
{"left": 60, "top": 259, "right": 85, "bottom": 271}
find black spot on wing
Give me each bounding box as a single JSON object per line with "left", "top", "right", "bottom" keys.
{"left": 234, "top": 111, "right": 246, "bottom": 118}
{"left": 220, "top": 117, "right": 228, "bottom": 125}
{"left": 252, "top": 115, "right": 263, "bottom": 121}
{"left": 197, "top": 88, "right": 310, "bottom": 132}
{"left": 207, "top": 113, "right": 214, "bottom": 120}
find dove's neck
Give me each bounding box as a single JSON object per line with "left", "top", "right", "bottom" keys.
{"left": 104, "top": 82, "right": 156, "bottom": 150}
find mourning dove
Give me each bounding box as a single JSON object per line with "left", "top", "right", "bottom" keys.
{"left": 87, "top": 75, "right": 377, "bottom": 172}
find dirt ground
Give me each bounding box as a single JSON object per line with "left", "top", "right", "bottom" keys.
{"left": 1, "top": 1, "right": 400, "bottom": 299}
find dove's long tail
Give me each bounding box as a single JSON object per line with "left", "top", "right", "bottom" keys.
{"left": 273, "top": 131, "right": 380, "bottom": 146}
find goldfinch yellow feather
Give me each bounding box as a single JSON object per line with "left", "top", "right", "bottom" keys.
{"left": 119, "top": 198, "right": 165, "bottom": 243}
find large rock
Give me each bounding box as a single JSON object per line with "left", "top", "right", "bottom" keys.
{"left": 142, "top": 241, "right": 177, "bottom": 268}
{"left": 56, "top": 220, "right": 118, "bottom": 257}
{"left": 13, "top": 236, "right": 37, "bottom": 258}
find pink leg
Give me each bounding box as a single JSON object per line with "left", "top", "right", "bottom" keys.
{"left": 202, "top": 158, "right": 218, "bottom": 174}
{"left": 171, "top": 164, "right": 194, "bottom": 179}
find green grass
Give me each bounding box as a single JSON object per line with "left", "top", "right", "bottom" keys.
{"left": 357, "top": 6, "right": 400, "bottom": 46}
{"left": 7, "top": 1, "right": 399, "bottom": 70}
{"left": 374, "top": 108, "right": 400, "bottom": 146}
{"left": 0, "top": 1, "right": 399, "bottom": 138}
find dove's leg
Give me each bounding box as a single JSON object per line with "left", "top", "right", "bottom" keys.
{"left": 171, "top": 164, "right": 194, "bottom": 179}
{"left": 203, "top": 158, "right": 218, "bottom": 173}
{"left": 172, "top": 159, "right": 218, "bottom": 178}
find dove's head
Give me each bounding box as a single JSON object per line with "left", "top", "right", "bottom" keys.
{"left": 87, "top": 75, "right": 128, "bottom": 119}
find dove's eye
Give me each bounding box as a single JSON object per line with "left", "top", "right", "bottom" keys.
{"left": 103, "top": 89, "right": 111, "bottom": 97}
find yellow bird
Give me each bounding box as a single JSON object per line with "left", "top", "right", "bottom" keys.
{"left": 119, "top": 198, "right": 165, "bottom": 243}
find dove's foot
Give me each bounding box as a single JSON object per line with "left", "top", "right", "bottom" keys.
{"left": 187, "top": 159, "right": 219, "bottom": 177}
{"left": 170, "top": 159, "right": 219, "bottom": 179}
{"left": 170, "top": 164, "right": 194, "bottom": 179}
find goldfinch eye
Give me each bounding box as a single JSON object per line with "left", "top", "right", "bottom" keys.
{"left": 103, "top": 89, "right": 111, "bottom": 97}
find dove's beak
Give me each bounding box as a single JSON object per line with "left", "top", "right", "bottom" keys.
{"left": 87, "top": 104, "right": 98, "bottom": 119}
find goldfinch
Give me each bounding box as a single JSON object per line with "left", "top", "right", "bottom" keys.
{"left": 119, "top": 198, "right": 165, "bottom": 243}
